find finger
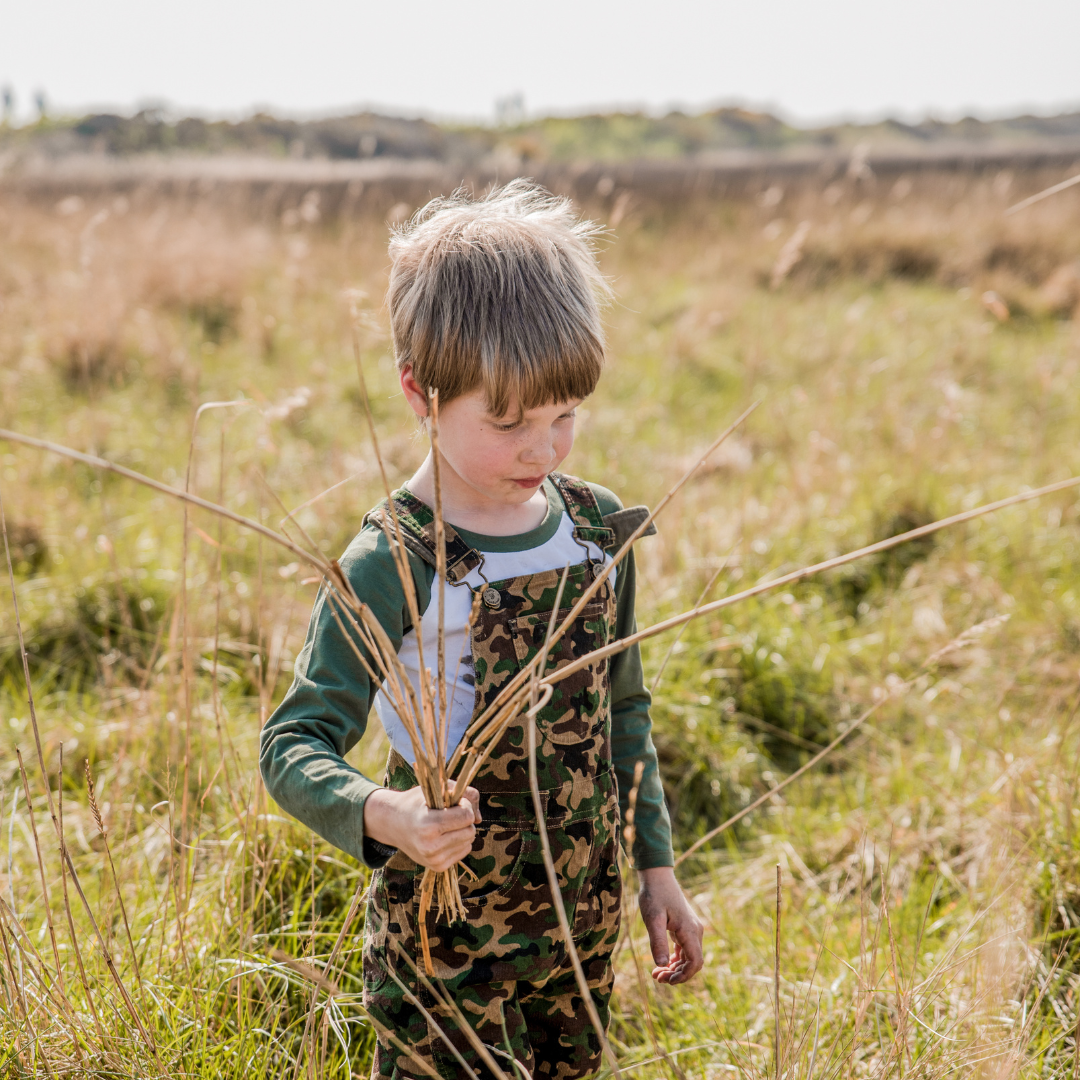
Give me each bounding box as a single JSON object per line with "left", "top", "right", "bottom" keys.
{"left": 462, "top": 787, "right": 482, "bottom": 823}
{"left": 643, "top": 912, "right": 670, "bottom": 970}
{"left": 421, "top": 829, "right": 476, "bottom": 871}
{"left": 438, "top": 824, "right": 478, "bottom": 861}
{"left": 651, "top": 939, "right": 684, "bottom": 983}
{"left": 415, "top": 813, "right": 475, "bottom": 856}
{"left": 437, "top": 801, "right": 478, "bottom": 832}
{"left": 673, "top": 921, "right": 704, "bottom": 980}
{"left": 660, "top": 941, "right": 704, "bottom": 984}
{"left": 652, "top": 961, "right": 684, "bottom": 984}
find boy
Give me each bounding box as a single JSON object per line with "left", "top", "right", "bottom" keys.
{"left": 260, "top": 180, "right": 703, "bottom": 1079}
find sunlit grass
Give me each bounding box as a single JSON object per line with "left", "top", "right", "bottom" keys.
{"left": 1, "top": 177, "right": 1080, "bottom": 1077}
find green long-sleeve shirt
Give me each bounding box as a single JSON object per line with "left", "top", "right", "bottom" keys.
{"left": 259, "top": 480, "right": 674, "bottom": 870}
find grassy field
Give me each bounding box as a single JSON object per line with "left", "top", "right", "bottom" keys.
{"left": 2, "top": 169, "right": 1080, "bottom": 1078}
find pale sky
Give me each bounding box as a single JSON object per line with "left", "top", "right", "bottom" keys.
{"left": 1, "top": 0, "right": 1077, "bottom": 126}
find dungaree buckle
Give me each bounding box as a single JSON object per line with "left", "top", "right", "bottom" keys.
{"left": 482, "top": 587, "right": 501, "bottom": 609}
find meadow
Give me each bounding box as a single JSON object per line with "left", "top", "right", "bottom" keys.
{"left": 1, "top": 164, "right": 1080, "bottom": 1078}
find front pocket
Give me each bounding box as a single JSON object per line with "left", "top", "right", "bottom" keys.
{"left": 510, "top": 601, "right": 611, "bottom": 748}
{"left": 509, "top": 602, "right": 607, "bottom": 667}
{"left": 458, "top": 821, "right": 535, "bottom": 905}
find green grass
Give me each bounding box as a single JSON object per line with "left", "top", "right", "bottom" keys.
{"left": 1, "top": 180, "right": 1080, "bottom": 1077}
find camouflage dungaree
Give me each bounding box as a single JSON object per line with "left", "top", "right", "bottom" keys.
{"left": 363, "top": 473, "right": 623, "bottom": 1080}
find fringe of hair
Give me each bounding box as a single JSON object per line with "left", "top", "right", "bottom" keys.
{"left": 387, "top": 179, "right": 611, "bottom": 417}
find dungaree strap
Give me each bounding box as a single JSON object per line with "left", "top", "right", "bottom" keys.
{"left": 363, "top": 476, "right": 656, "bottom": 579}
{"left": 547, "top": 472, "right": 658, "bottom": 550}
{"left": 362, "top": 489, "right": 483, "bottom": 583}
{"left": 547, "top": 472, "right": 617, "bottom": 549}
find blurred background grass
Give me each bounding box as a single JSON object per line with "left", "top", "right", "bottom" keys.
{"left": 2, "top": 163, "right": 1080, "bottom": 1077}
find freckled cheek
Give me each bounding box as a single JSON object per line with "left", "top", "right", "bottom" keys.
{"left": 469, "top": 439, "right": 515, "bottom": 479}
{"left": 552, "top": 426, "right": 575, "bottom": 465}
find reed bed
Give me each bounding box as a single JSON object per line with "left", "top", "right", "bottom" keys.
{"left": 1, "top": 172, "right": 1080, "bottom": 1078}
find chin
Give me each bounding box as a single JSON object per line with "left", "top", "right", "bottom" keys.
{"left": 502, "top": 483, "right": 543, "bottom": 502}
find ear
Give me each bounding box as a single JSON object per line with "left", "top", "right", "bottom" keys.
{"left": 399, "top": 365, "right": 429, "bottom": 418}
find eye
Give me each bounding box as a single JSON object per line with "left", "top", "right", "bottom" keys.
{"left": 494, "top": 420, "right": 520, "bottom": 432}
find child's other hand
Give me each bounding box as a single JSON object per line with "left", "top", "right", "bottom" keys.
{"left": 363, "top": 785, "right": 481, "bottom": 872}
{"left": 638, "top": 866, "right": 704, "bottom": 985}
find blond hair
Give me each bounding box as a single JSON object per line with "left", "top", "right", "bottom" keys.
{"left": 387, "top": 180, "right": 609, "bottom": 417}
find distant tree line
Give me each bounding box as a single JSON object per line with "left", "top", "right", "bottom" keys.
{"left": 5, "top": 105, "right": 1080, "bottom": 163}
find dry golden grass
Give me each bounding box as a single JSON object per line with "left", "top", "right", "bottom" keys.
{"left": 1, "top": 165, "right": 1080, "bottom": 1077}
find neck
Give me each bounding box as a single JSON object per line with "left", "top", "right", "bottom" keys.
{"left": 406, "top": 452, "right": 549, "bottom": 537}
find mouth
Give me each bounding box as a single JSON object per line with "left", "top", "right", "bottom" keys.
{"left": 511, "top": 475, "right": 548, "bottom": 489}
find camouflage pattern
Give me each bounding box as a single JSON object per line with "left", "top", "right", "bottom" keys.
{"left": 363, "top": 488, "right": 484, "bottom": 584}
{"left": 363, "top": 474, "right": 622, "bottom": 1080}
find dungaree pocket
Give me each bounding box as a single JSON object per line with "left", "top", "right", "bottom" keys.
{"left": 456, "top": 798, "right": 538, "bottom": 904}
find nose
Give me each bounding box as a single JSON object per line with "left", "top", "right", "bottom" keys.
{"left": 520, "top": 429, "right": 556, "bottom": 467}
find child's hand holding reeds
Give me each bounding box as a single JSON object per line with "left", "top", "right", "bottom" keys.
{"left": 363, "top": 785, "right": 481, "bottom": 872}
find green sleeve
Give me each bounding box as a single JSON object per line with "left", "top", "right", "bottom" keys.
{"left": 589, "top": 484, "right": 675, "bottom": 870}
{"left": 259, "top": 524, "right": 433, "bottom": 869}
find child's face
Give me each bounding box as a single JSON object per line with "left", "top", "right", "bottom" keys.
{"left": 401, "top": 367, "right": 580, "bottom": 506}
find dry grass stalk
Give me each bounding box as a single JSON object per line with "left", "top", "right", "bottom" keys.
{"left": 391, "top": 941, "right": 517, "bottom": 1080}
{"left": 770, "top": 221, "right": 811, "bottom": 289}
{"left": 0, "top": 427, "right": 330, "bottom": 578}
{"left": 55, "top": 747, "right": 110, "bottom": 1048}
{"left": 382, "top": 942, "right": 488, "bottom": 1080}
{"left": 0, "top": 883, "right": 27, "bottom": 1028}
{"left": 366, "top": 1014, "right": 445, "bottom": 1080}
{"left": 774, "top": 865, "right": 781, "bottom": 1080}
{"left": 57, "top": 804, "right": 162, "bottom": 1068}
{"left": 547, "top": 470, "right": 1080, "bottom": 689}
{"left": 294, "top": 878, "right": 366, "bottom": 1080}
{"left": 0, "top": 896, "right": 53, "bottom": 1074}
{"left": 12, "top": 749, "right": 69, "bottom": 1010}
{"left": 1006, "top": 170, "right": 1080, "bottom": 215}
{"left": 3, "top": 473, "right": 160, "bottom": 1069}
{"left": 674, "top": 699, "right": 887, "bottom": 867}
{"left": 0, "top": 891, "right": 76, "bottom": 1023}
{"left": 414, "top": 390, "right": 469, "bottom": 951}
{"left": 178, "top": 400, "right": 250, "bottom": 865}
{"left": 209, "top": 424, "right": 245, "bottom": 820}
{"left": 648, "top": 543, "right": 738, "bottom": 694}
{"left": 1, "top": 483, "right": 71, "bottom": 1003}
{"left": 85, "top": 759, "right": 146, "bottom": 1007}
{"left": 346, "top": 306, "right": 466, "bottom": 962}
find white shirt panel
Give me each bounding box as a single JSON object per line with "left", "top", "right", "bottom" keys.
{"left": 373, "top": 510, "right": 614, "bottom": 765}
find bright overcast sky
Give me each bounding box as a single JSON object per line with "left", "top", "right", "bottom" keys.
{"left": 2, "top": 0, "right": 1077, "bottom": 125}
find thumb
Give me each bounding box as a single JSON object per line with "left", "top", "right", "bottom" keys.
{"left": 644, "top": 910, "right": 670, "bottom": 968}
